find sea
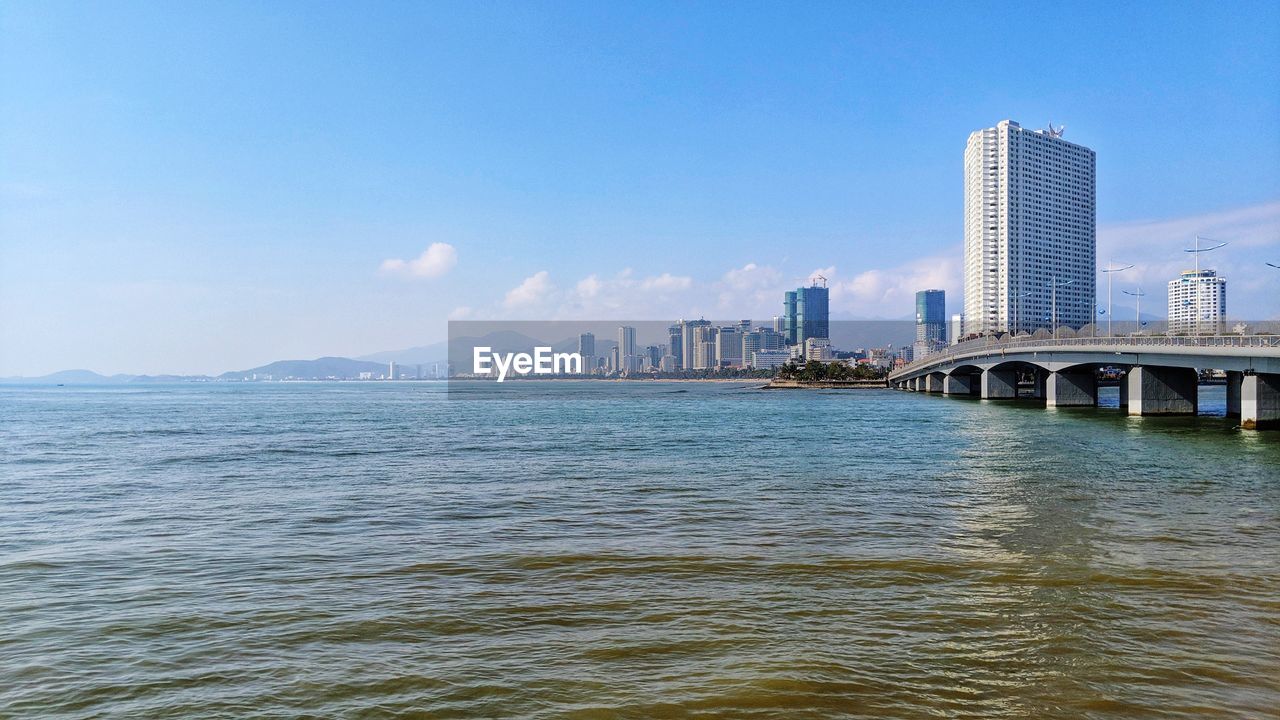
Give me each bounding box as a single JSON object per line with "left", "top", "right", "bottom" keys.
{"left": 1, "top": 381, "right": 1277, "bottom": 719}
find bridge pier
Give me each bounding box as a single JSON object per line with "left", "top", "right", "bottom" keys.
{"left": 1239, "top": 372, "right": 1280, "bottom": 430}
{"left": 1226, "top": 371, "right": 1242, "bottom": 416}
{"left": 924, "top": 373, "right": 944, "bottom": 393}
{"left": 1127, "top": 366, "right": 1197, "bottom": 416}
{"left": 1045, "top": 369, "right": 1098, "bottom": 407}
{"left": 980, "top": 368, "right": 1018, "bottom": 400}
{"left": 943, "top": 373, "right": 975, "bottom": 396}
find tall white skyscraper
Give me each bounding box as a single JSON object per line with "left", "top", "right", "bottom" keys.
{"left": 964, "top": 120, "right": 1096, "bottom": 336}
{"left": 617, "top": 326, "right": 636, "bottom": 358}
{"left": 679, "top": 319, "right": 711, "bottom": 370}
{"left": 1168, "top": 270, "right": 1226, "bottom": 334}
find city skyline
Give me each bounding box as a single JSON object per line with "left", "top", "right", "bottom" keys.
{"left": 3, "top": 3, "right": 1279, "bottom": 377}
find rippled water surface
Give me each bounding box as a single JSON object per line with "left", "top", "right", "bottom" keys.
{"left": 2, "top": 382, "right": 1278, "bottom": 719}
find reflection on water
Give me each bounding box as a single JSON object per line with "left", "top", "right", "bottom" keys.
{"left": 1, "top": 382, "right": 1277, "bottom": 719}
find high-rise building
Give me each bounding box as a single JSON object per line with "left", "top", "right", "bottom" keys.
{"left": 693, "top": 325, "right": 719, "bottom": 369}
{"left": 645, "top": 345, "right": 664, "bottom": 368}
{"left": 783, "top": 282, "right": 829, "bottom": 347}
{"left": 743, "top": 328, "right": 785, "bottom": 365}
{"left": 667, "top": 324, "right": 683, "bottom": 369}
{"left": 618, "top": 326, "right": 636, "bottom": 358}
{"left": 680, "top": 319, "right": 712, "bottom": 370}
{"left": 949, "top": 313, "right": 966, "bottom": 345}
{"left": 914, "top": 289, "right": 947, "bottom": 360}
{"left": 716, "top": 327, "right": 743, "bottom": 367}
{"left": 783, "top": 291, "right": 798, "bottom": 345}
{"left": 1168, "top": 270, "right": 1226, "bottom": 334}
{"left": 578, "top": 332, "right": 596, "bottom": 372}
{"left": 964, "top": 120, "right": 1096, "bottom": 335}
{"left": 915, "top": 290, "right": 946, "bottom": 345}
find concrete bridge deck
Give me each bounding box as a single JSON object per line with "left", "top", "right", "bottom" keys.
{"left": 888, "top": 335, "right": 1280, "bottom": 429}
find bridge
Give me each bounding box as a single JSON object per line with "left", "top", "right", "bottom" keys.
{"left": 887, "top": 335, "right": 1280, "bottom": 429}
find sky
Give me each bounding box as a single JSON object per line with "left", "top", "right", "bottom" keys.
{"left": 2, "top": 1, "right": 1278, "bottom": 376}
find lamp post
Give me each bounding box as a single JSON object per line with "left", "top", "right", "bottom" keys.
{"left": 1101, "top": 261, "right": 1133, "bottom": 338}
{"left": 1184, "top": 236, "right": 1227, "bottom": 335}
{"left": 1122, "top": 288, "right": 1145, "bottom": 336}
{"left": 1052, "top": 277, "right": 1075, "bottom": 341}
{"left": 1011, "top": 291, "right": 1033, "bottom": 337}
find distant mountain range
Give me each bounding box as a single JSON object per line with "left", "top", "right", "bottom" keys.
{"left": 356, "top": 342, "right": 448, "bottom": 365}
{"left": 214, "top": 356, "right": 390, "bottom": 381}
{"left": 1, "top": 356, "right": 404, "bottom": 384}
{"left": 2, "top": 331, "right": 605, "bottom": 384}
{"left": 0, "top": 369, "right": 142, "bottom": 385}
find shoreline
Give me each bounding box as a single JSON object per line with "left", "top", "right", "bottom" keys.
{"left": 765, "top": 379, "right": 889, "bottom": 389}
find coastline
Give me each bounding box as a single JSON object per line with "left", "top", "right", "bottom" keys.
{"left": 765, "top": 379, "right": 889, "bottom": 389}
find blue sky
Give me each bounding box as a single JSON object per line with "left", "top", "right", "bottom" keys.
{"left": 2, "top": 1, "right": 1278, "bottom": 375}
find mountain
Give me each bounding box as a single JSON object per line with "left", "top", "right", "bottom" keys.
{"left": 356, "top": 341, "right": 448, "bottom": 365}
{"left": 0, "top": 369, "right": 137, "bottom": 385}
{"left": 217, "top": 356, "right": 389, "bottom": 380}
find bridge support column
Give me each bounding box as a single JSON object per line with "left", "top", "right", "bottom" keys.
{"left": 980, "top": 368, "right": 1017, "bottom": 399}
{"left": 943, "top": 373, "right": 974, "bottom": 396}
{"left": 924, "top": 373, "right": 944, "bottom": 393}
{"left": 1126, "top": 366, "right": 1197, "bottom": 416}
{"left": 1240, "top": 372, "right": 1280, "bottom": 430}
{"left": 1226, "top": 371, "right": 1243, "bottom": 416}
{"left": 1046, "top": 369, "right": 1098, "bottom": 407}
{"left": 911, "top": 377, "right": 923, "bottom": 392}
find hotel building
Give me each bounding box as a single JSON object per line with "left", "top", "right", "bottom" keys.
{"left": 964, "top": 120, "right": 1096, "bottom": 335}
{"left": 1168, "top": 269, "right": 1226, "bottom": 334}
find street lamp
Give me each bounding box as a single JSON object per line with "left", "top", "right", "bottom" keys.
{"left": 1122, "top": 288, "right": 1145, "bottom": 336}
{"left": 1184, "top": 235, "right": 1227, "bottom": 335}
{"left": 1101, "top": 260, "right": 1134, "bottom": 338}
{"left": 1010, "top": 291, "right": 1033, "bottom": 337}
{"left": 1052, "top": 277, "right": 1075, "bottom": 341}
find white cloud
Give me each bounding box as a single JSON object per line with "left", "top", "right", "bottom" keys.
{"left": 1098, "top": 200, "right": 1280, "bottom": 316}
{"left": 552, "top": 269, "right": 697, "bottom": 318}
{"left": 503, "top": 271, "right": 555, "bottom": 309}
{"left": 576, "top": 274, "right": 604, "bottom": 298}
{"left": 467, "top": 199, "right": 1280, "bottom": 325}
{"left": 380, "top": 242, "right": 458, "bottom": 278}
{"left": 715, "top": 262, "right": 786, "bottom": 316}
{"left": 448, "top": 306, "right": 473, "bottom": 320}
{"left": 641, "top": 273, "right": 693, "bottom": 291}
{"left": 823, "top": 257, "right": 960, "bottom": 318}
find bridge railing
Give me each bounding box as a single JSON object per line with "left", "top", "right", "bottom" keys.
{"left": 898, "top": 333, "right": 1280, "bottom": 374}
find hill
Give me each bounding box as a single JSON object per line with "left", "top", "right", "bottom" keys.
{"left": 217, "top": 356, "right": 389, "bottom": 380}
